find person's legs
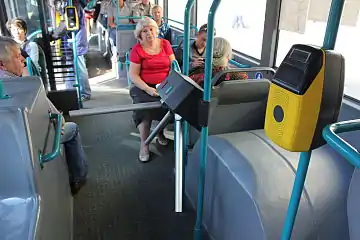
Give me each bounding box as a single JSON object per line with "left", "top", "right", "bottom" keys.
{"left": 109, "top": 28, "right": 117, "bottom": 47}
{"left": 61, "top": 122, "right": 88, "bottom": 194}
{"left": 137, "top": 119, "right": 151, "bottom": 162}
{"left": 77, "top": 55, "right": 92, "bottom": 99}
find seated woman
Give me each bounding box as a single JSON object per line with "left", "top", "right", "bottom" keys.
{"left": 189, "top": 37, "right": 248, "bottom": 87}
{"left": 129, "top": 17, "right": 175, "bottom": 162}
{"left": 175, "top": 24, "right": 215, "bottom": 71}
{"left": 0, "top": 36, "right": 88, "bottom": 195}
{"left": 7, "top": 18, "right": 48, "bottom": 88}
{"left": 7, "top": 18, "right": 41, "bottom": 72}
{"left": 151, "top": 5, "right": 170, "bottom": 41}
{"left": 108, "top": 0, "right": 132, "bottom": 46}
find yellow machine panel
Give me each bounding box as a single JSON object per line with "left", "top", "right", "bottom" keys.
{"left": 264, "top": 44, "right": 344, "bottom": 152}
{"left": 64, "top": 6, "right": 79, "bottom": 31}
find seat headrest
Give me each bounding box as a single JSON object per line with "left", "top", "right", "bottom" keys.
{"left": 212, "top": 79, "right": 270, "bottom": 105}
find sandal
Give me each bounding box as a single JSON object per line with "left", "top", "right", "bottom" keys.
{"left": 156, "top": 135, "right": 169, "bottom": 146}
{"left": 139, "top": 147, "right": 150, "bottom": 162}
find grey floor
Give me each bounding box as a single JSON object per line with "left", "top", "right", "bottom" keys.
{"left": 71, "top": 50, "right": 210, "bottom": 240}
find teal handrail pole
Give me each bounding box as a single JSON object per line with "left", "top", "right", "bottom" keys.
{"left": 182, "top": 0, "right": 195, "bottom": 193}
{"left": 0, "top": 80, "right": 10, "bottom": 99}
{"left": 26, "top": 58, "right": 34, "bottom": 76}
{"left": 281, "top": 1, "right": 345, "bottom": 239}
{"left": 39, "top": 113, "right": 63, "bottom": 168}
{"left": 323, "top": 120, "right": 360, "bottom": 167}
{"left": 323, "top": 0, "right": 345, "bottom": 50}
{"left": 68, "top": 0, "right": 83, "bottom": 108}
{"left": 194, "top": 0, "right": 221, "bottom": 239}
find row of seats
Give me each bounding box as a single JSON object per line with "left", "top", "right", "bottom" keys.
{"left": 182, "top": 48, "right": 358, "bottom": 239}
{"left": 187, "top": 68, "right": 275, "bottom": 146}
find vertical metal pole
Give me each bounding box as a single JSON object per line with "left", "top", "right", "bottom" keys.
{"left": 36, "top": 0, "right": 56, "bottom": 90}
{"left": 0, "top": 0, "right": 8, "bottom": 35}
{"left": 69, "top": 0, "right": 83, "bottom": 108}
{"left": 281, "top": 151, "right": 312, "bottom": 240}
{"left": 323, "top": 0, "right": 345, "bottom": 50}
{"left": 175, "top": 114, "right": 184, "bottom": 212}
{"left": 180, "top": 0, "right": 195, "bottom": 215}
{"left": 194, "top": 1, "right": 221, "bottom": 239}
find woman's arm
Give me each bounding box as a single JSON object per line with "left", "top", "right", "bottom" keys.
{"left": 108, "top": 14, "right": 117, "bottom": 28}
{"left": 129, "top": 62, "right": 152, "bottom": 91}
{"left": 169, "top": 54, "right": 175, "bottom": 62}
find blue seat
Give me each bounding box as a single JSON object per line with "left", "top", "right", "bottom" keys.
{"left": 186, "top": 129, "right": 354, "bottom": 239}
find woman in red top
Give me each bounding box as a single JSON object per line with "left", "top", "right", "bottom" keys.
{"left": 129, "top": 17, "right": 176, "bottom": 162}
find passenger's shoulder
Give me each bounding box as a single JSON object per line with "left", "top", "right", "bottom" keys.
{"left": 27, "top": 41, "right": 39, "bottom": 51}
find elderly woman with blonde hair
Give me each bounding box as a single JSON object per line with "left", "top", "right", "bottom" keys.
{"left": 129, "top": 17, "right": 175, "bottom": 162}
{"left": 189, "top": 37, "right": 248, "bottom": 86}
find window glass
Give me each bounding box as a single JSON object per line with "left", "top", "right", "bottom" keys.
{"left": 4, "top": 0, "right": 41, "bottom": 35}
{"left": 277, "top": 0, "right": 360, "bottom": 100}
{"left": 168, "top": 0, "right": 187, "bottom": 29}
{"left": 276, "top": 0, "right": 330, "bottom": 66}
{"left": 335, "top": 1, "right": 360, "bottom": 100}
{"left": 197, "top": 0, "right": 266, "bottom": 59}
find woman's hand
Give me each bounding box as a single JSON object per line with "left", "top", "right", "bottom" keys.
{"left": 145, "top": 87, "right": 159, "bottom": 97}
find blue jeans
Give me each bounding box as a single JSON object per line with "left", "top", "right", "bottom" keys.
{"left": 61, "top": 122, "right": 88, "bottom": 184}
{"left": 65, "top": 55, "right": 92, "bottom": 98}
{"left": 109, "top": 28, "right": 116, "bottom": 46}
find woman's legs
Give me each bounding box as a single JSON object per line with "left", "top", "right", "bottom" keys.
{"left": 138, "top": 119, "right": 151, "bottom": 162}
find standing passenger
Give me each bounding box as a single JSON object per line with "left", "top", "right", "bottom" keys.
{"left": 108, "top": 0, "right": 132, "bottom": 46}
{"left": 66, "top": 0, "right": 92, "bottom": 101}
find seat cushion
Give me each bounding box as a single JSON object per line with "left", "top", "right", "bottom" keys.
{"left": 186, "top": 129, "right": 353, "bottom": 240}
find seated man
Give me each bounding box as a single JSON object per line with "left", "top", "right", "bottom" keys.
{"left": 132, "top": 0, "right": 153, "bottom": 23}
{"left": 175, "top": 24, "right": 215, "bottom": 71}
{"left": 0, "top": 36, "right": 88, "bottom": 195}
{"left": 189, "top": 37, "right": 248, "bottom": 87}
{"left": 151, "top": 5, "right": 171, "bottom": 41}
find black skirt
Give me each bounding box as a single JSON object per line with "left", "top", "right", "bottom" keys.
{"left": 129, "top": 85, "right": 168, "bottom": 127}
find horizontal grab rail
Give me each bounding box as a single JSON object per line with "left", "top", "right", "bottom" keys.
{"left": 229, "top": 59, "right": 250, "bottom": 68}
{"left": 164, "top": 17, "right": 198, "bottom": 32}
{"left": 69, "top": 102, "right": 163, "bottom": 117}
{"left": 322, "top": 119, "right": 360, "bottom": 168}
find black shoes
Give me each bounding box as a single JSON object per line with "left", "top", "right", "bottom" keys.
{"left": 70, "top": 179, "right": 87, "bottom": 196}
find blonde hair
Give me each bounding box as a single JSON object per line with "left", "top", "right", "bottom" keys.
{"left": 134, "top": 17, "right": 159, "bottom": 40}
{"left": 212, "top": 37, "right": 232, "bottom": 67}
{"left": 0, "top": 36, "right": 19, "bottom": 62}
{"left": 152, "top": 4, "right": 162, "bottom": 12}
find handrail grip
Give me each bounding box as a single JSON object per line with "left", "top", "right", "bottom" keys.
{"left": 322, "top": 119, "right": 360, "bottom": 168}
{"left": 39, "top": 113, "right": 63, "bottom": 166}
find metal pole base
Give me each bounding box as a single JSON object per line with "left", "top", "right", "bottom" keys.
{"left": 175, "top": 114, "right": 184, "bottom": 213}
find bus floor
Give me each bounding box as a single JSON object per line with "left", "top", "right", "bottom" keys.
{"left": 71, "top": 49, "right": 211, "bottom": 239}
